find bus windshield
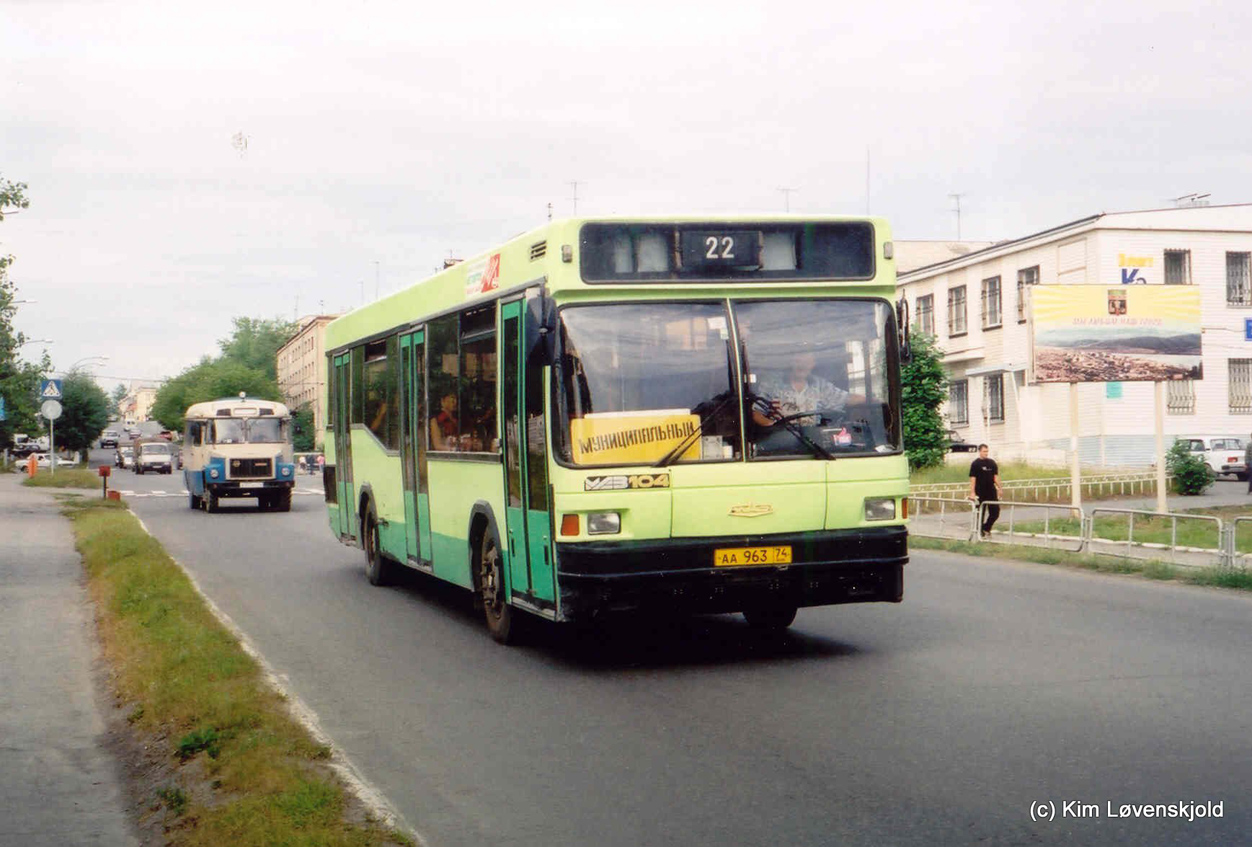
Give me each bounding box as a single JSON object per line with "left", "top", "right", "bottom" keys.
{"left": 211, "top": 418, "right": 286, "bottom": 444}
{"left": 738, "top": 299, "right": 899, "bottom": 459}
{"left": 556, "top": 299, "right": 900, "bottom": 467}
{"left": 558, "top": 302, "right": 740, "bottom": 466}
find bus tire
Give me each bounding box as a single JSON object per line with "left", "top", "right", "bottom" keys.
{"left": 742, "top": 602, "right": 798, "bottom": 631}
{"left": 363, "top": 507, "right": 394, "bottom": 586}
{"left": 476, "top": 527, "right": 515, "bottom": 644}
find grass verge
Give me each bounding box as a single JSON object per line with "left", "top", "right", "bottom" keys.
{"left": 910, "top": 536, "right": 1252, "bottom": 591}
{"left": 23, "top": 468, "right": 101, "bottom": 489}
{"left": 64, "top": 495, "right": 412, "bottom": 847}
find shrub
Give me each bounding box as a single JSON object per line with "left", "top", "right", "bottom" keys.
{"left": 1165, "top": 440, "right": 1213, "bottom": 495}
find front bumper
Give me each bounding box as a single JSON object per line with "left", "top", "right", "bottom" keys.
{"left": 555, "top": 526, "right": 907, "bottom": 621}
{"left": 208, "top": 479, "right": 294, "bottom": 498}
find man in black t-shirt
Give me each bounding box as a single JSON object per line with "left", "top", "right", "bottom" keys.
{"left": 968, "top": 444, "right": 1002, "bottom": 538}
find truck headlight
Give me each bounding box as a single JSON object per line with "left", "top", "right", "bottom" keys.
{"left": 587, "top": 512, "right": 621, "bottom": 535}
{"left": 864, "top": 498, "right": 896, "bottom": 521}
{"left": 209, "top": 468, "right": 220, "bottom": 479}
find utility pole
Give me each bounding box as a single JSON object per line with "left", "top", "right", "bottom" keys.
{"left": 547, "top": 202, "right": 553, "bottom": 222}
{"left": 866, "top": 148, "right": 871, "bottom": 214}
{"left": 778, "top": 187, "right": 797, "bottom": 212}
{"left": 949, "top": 193, "right": 964, "bottom": 240}
{"left": 568, "top": 181, "right": 580, "bottom": 216}
{"left": 374, "top": 261, "right": 380, "bottom": 300}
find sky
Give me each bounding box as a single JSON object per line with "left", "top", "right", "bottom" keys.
{"left": 3, "top": 0, "right": 1251, "bottom": 392}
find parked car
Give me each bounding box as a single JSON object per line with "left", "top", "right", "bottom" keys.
{"left": 947, "top": 429, "right": 978, "bottom": 453}
{"left": 1177, "top": 436, "right": 1247, "bottom": 480}
{"left": 34, "top": 453, "right": 79, "bottom": 469}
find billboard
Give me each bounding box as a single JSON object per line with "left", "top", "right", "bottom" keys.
{"left": 1032, "top": 285, "right": 1202, "bottom": 383}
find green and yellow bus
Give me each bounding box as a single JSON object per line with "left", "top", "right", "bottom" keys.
{"left": 322, "top": 216, "right": 910, "bottom": 642}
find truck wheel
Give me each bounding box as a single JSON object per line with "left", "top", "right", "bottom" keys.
{"left": 277, "top": 489, "right": 292, "bottom": 512}
{"left": 206, "top": 490, "right": 220, "bottom": 514}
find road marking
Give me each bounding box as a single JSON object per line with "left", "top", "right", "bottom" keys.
{"left": 152, "top": 490, "right": 166, "bottom": 495}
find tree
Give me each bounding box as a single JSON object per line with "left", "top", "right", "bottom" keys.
{"left": 218, "top": 317, "right": 297, "bottom": 380}
{"left": 0, "top": 175, "right": 46, "bottom": 449}
{"left": 51, "top": 371, "right": 110, "bottom": 456}
{"left": 292, "top": 404, "right": 315, "bottom": 452}
{"left": 109, "top": 383, "right": 127, "bottom": 418}
{"left": 151, "top": 358, "right": 281, "bottom": 432}
{"left": 901, "top": 333, "right": 949, "bottom": 471}
{"left": 1165, "top": 440, "right": 1214, "bottom": 495}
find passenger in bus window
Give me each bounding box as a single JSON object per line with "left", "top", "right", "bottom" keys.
{"left": 430, "top": 393, "right": 459, "bottom": 450}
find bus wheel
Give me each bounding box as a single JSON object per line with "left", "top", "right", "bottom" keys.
{"left": 742, "top": 603, "right": 797, "bottom": 631}
{"left": 477, "top": 530, "right": 514, "bottom": 644}
{"left": 364, "top": 508, "right": 394, "bottom": 586}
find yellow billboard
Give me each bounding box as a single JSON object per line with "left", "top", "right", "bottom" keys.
{"left": 1032, "top": 285, "right": 1202, "bottom": 383}
{"left": 569, "top": 410, "right": 701, "bottom": 465}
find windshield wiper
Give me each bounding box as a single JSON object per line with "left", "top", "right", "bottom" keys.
{"left": 653, "top": 390, "right": 737, "bottom": 468}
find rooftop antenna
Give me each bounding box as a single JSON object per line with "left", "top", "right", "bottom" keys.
{"left": 778, "top": 187, "right": 798, "bottom": 212}
{"left": 949, "top": 192, "right": 964, "bottom": 240}
{"left": 1170, "top": 193, "right": 1211, "bottom": 208}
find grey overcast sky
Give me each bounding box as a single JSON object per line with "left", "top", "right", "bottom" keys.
{"left": 3, "top": 0, "right": 1250, "bottom": 391}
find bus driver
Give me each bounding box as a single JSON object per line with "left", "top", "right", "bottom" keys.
{"left": 751, "top": 348, "right": 864, "bottom": 428}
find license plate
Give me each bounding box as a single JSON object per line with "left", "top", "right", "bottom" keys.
{"left": 240, "top": 482, "right": 265, "bottom": 489}
{"left": 713, "top": 545, "right": 792, "bottom": 567}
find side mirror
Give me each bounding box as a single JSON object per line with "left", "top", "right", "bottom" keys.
{"left": 895, "top": 297, "right": 912, "bottom": 363}
{"left": 525, "top": 291, "right": 559, "bottom": 365}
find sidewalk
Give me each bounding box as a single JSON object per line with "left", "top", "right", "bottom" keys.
{"left": 0, "top": 473, "right": 138, "bottom": 846}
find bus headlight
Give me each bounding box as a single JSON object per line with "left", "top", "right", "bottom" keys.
{"left": 864, "top": 498, "right": 896, "bottom": 521}
{"left": 587, "top": 512, "right": 621, "bottom": 535}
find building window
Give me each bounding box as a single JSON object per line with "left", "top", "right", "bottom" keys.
{"left": 1167, "top": 379, "right": 1195, "bottom": 415}
{"left": 981, "top": 276, "right": 1002, "bottom": 329}
{"left": 1227, "top": 252, "right": 1252, "bottom": 306}
{"left": 1230, "top": 359, "right": 1252, "bottom": 414}
{"left": 947, "top": 285, "right": 967, "bottom": 336}
{"left": 948, "top": 379, "right": 969, "bottom": 425}
{"left": 1164, "top": 249, "right": 1191, "bottom": 285}
{"left": 985, "top": 374, "right": 1005, "bottom": 423}
{"left": 1017, "top": 266, "right": 1038, "bottom": 322}
{"left": 916, "top": 294, "right": 934, "bottom": 336}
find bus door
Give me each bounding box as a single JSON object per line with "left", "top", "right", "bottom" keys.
{"left": 399, "top": 331, "right": 432, "bottom": 563}
{"left": 501, "top": 299, "right": 555, "bottom": 603}
{"left": 332, "top": 352, "right": 355, "bottom": 539}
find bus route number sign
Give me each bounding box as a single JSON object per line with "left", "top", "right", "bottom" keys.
{"left": 680, "top": 230, "right": 760, "bottom": 270}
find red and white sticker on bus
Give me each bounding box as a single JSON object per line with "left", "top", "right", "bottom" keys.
{"left": 465, "top": 253, "right": 501, "bottom": 298}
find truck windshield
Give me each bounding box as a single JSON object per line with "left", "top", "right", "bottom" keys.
{"left": 211, "top": 418, "right": 286, "bottom": 444}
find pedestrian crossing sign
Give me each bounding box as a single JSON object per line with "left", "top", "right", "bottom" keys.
{"left": 40, "top": 379, "right": 63, "bottom": 400}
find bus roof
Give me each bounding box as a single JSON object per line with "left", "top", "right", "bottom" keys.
{"left": 184, "top": 396, "right": 291, "bottom": 420}
{"left": 324, "top": 214, "right": 895, "bottom": 354}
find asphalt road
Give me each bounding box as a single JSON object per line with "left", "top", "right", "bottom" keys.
{"left": 108, "top": 452, "right": 1252, "bottom": 847}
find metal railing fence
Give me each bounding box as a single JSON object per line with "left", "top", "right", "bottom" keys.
{"left": 910, "top": 500, "right": 1238, "bottom": 568}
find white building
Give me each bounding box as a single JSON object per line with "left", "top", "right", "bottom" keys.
{"left": 898, "top": 204, "right": 1252, "bottom": 466}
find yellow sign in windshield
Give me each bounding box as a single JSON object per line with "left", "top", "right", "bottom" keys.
{"left": 569, "top": 411, "right": 700, "bottom": 465}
